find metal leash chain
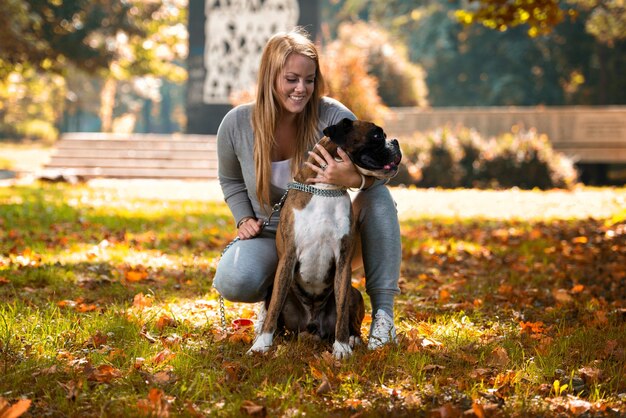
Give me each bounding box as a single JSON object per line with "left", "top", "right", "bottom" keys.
{"left": 216, "top": 189, "right": 290, "bottom": 332}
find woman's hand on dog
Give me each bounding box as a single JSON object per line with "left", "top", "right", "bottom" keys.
{"left": 306, "top": 144, "right": 362, "bottom": 189}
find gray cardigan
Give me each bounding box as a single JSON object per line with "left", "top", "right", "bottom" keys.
{"left": 216, "top": 97, "right": 356, "bottom": 226}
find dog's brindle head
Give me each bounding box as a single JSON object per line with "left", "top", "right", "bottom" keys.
{"left": 323, "top": 118, "right": 402, "bottom": 180}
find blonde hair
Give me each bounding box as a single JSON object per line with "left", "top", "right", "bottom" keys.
{"left": 252, "top": 27, "right": 326, "bottom": 209}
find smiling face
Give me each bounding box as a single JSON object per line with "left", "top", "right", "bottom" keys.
{"left": 275, "top": 53, "right": 316, "bottom": 116}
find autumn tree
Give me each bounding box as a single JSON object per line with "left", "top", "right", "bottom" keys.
{"left": 0, "top": 0, "right": 148, "bottom": 77}
{"left": 323, "top": 0, "right": 626, "bottom": 106}
{"left": 0, "top": 0, "right": 187, "bottom": 138}
{"left": 456, "top": 0, "right": 626, "bottom": 45}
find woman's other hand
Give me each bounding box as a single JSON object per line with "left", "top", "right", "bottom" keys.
{"left": 237, "top": 217, "right": 263, "bottom": 240}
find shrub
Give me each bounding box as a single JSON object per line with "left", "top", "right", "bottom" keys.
{"left": 330, "top": 21, "right": 428, "bottom": 108}
{"left": 481, "top": 128, "right": 578, "bottom": 189}
{"left": 320, "top": 31, "right": 387, "bottom": 124}
{"left": 391, "top": 125, "right": 578, "bottom": 189}
{"left": 393, "top": 126, "right": 488, "bottom": 188}
{"left": 414, "top": 127, "right": 465, "bottom": 188}
{"left": 17, "top": 120, "right": 58, "bottom": 143}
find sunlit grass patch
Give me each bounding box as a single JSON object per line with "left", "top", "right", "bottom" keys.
{"left": 1, "top": 182, "right": 625, "bottom": 416}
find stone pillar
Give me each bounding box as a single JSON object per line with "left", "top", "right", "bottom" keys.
{"left": 186, "top": 0, "right": 320, "bottom": 134}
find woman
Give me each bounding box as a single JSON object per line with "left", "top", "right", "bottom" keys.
{"left": 213, "top": 28, "right": 400, "bottom": 349}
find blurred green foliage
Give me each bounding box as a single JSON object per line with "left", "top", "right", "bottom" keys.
{"left": 0, "top": 65, "right": 65, "bottom": 142}
{"left": 325, "top": 0, "right": 626, "bottom": 106}
{"left": 1, "top": 1, "right": 624, "bottom": 141}
{"left": 0, "top": 0, "right": 188, "bottom": 140}
{"left": 0, "top": 0, "right": 147, "bottom": 76}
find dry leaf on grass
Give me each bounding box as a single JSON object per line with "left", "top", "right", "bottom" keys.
{"left": 487, "top": 347, "right": 510, "bottom": 368}
{"left": 0, "top": 398, "right": 31, "bottom": 418}
{"left": 240, "top": 400, "right": 266, "bottom": 417}
{"left": 136, "top": 388, "right": 172, "bottom": 418}
{"left": 156, "top": 314, "right": 177, "bottom": 331}
{"left": 85, "top": 364, "right": 123, "bottom": 383}
{"left": 152, "top": 349, "right": 175, "bottom": 364}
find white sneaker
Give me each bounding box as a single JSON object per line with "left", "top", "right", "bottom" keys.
{"left": 368, "top": 309, "right": 397, "bottom": 350}
{"left": 254, "top": 302, "right": 266, "bottom": 335}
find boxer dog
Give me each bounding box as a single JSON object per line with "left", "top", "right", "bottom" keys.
{"left": 248, "top": 118, "right": 402, "bottom": 359}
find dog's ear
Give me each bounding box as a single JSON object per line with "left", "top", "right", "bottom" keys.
{"left": 323, "top": 118, "right": 354, "bottom": 146}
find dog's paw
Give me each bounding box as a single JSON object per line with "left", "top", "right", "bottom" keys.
{"left": 332, "top": 341, "right": 353, "bottom": 359}
{"left": 247, "top": 332, "right": 273, "bottom": 355}
{"left": 349, "top": 335, "right": 362, "bottom": 348}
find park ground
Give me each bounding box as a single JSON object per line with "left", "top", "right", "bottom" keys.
{"left": 0, "top": 144, "right": 625, "bottom": 417}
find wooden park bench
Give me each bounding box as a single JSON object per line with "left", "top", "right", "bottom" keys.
{"left": 41, "top": 133, "right": 217, "bottom": 180}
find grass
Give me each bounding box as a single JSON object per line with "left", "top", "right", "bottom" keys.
{"left": 1, "top": 182, "right": 625, "bottom": 417}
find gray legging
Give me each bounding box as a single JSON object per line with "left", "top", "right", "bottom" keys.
{"left": 213, "top": 184, "right": 401, "bottom": 314}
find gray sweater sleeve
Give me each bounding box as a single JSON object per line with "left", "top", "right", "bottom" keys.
{"left": 216, "top": 106, "right": 256, "bottom": 226}
{"left": 317, "top": 97, "right": 356, "bottom": 133}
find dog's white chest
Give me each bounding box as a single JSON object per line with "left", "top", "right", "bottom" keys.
{"left": 292, "top": 195, "right": 351, "bottom": 295}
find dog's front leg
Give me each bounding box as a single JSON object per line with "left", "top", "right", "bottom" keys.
{"left": 332, "top": 245, "right": 354, "bottom": 359}
{"left": 247, "top": 250, "right": 296, "bottom": 355}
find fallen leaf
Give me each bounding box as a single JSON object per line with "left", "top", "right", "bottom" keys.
{"left": 469, "top": 368, "right": 492, "bottom": 379}
{"left": 88, "top": 331, "right": 108, "bottom": 348}
{"left": 126, "top": 269, "right": 148, "bottom": 282}
{"left": 133, "top": 357, "right": 146, "bottom": 369}
{"left": 85, "top": 364, "right": 123, "bottom": 383}
{"left": 32, "top": 365, "right": 57, "bottom": 376}
{"left": 156, "top": 314, "right": 177, "bottom": 331}
{"left": 58, "top": 380, "right": 81, "bottom": 401}
{"left": 520, "top": 321, "right": 545, "bottom": 335}
{"left": 152, "top": 349, "right": 175, "bottom": 365}
{"left": 240, "top": 400, "right": 266, "bottom": 417}
{"left": 315, "top": 378, "right": 331, "bottom": 396}
{"left": 578, "top": 366, "right": 603, "bottom": 383}
{"left": 567, "top": 397, "right": 591, "bottom": 414}
{"left": 57, "top": 300, "right": 76, "bottom": 308}
{"left": 77, "top": 302, "right": 98, "bottom": 313}
{"left": 153, "top": 371, "right": 175, "bottom": 384}
{"left": 133, "top": 293, "right": 153, "bottom": 308}
{"left": 497, "top": 284, "right": 514, "bottom": 295}
{"left": 228, "top": 328, "right": 253, "bottom": 344}
{"left": 552, "top": 288, "right": 574, "bottom": 304}
{"left": 487, "top": 347, "right": 510, "bottom": 368}
{"left": 593, "top": 310, "right": 609, "bottom": 326}
{"left": 0, "top": 398, "right": 31, "bottom": 418}
{"left": 222, "top": 361, "right": 246, "bottom": 383}
{"left": 423, "top": 364, "right": 445, "bottom": 373}
{"left": 136, "top": 388, "right": 171, "bottom": 418}
{"left": 471, "top": 400, "right": 486, "bottom": 418}
{"left": 422, "top": 337, "right": 443, "bottom": 348}
{"left": 140, "top": 327, "right": 158, "bottom": 343}
{"left": 429, "top": 402, "right": 461, "bottom": 417}
{"left": 309, "top": 365, "right": 324, "bottom": 380}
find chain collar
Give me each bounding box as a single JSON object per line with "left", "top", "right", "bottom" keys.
{"left": 287, "top": 181, "right": 347, "bottom": 197}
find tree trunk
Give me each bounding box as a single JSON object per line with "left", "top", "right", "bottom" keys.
{"left": 100, "top": 77, "right": 117, "bottom": 133}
